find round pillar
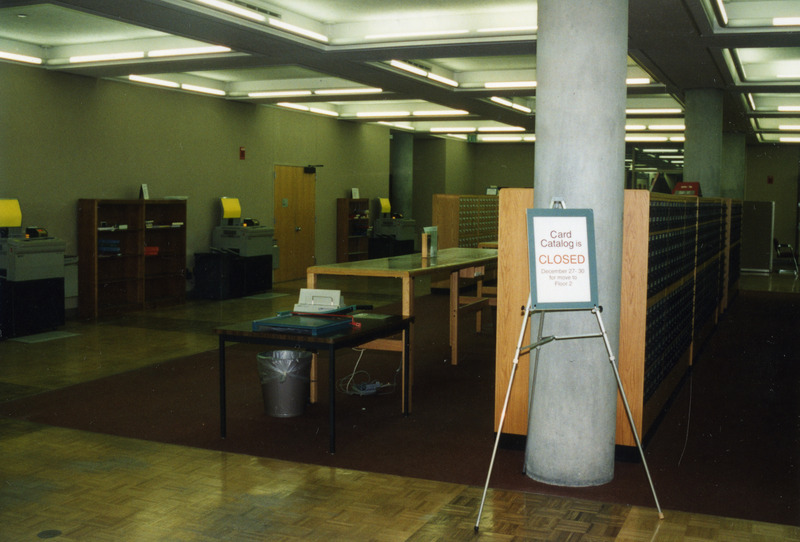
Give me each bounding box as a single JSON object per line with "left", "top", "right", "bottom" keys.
{"left": 526, "top": 0, "right": 628, "bottom": 487}
{"left": 684, "top": 89, "right": 723, "bottom": 197}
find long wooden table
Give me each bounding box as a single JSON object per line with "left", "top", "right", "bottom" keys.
{"left": 307, "top": 247, "right": 498, "bottom": 371}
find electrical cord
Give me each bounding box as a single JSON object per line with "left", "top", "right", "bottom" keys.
{"left": 678, "top": 369, "right": 693, "bottom": 466}
{"left": 337, "top": 347, "right": 401, "bottom": 396}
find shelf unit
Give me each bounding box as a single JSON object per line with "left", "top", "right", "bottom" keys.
{"left": 78, "top": 199, "right": 186, "bottom": 318}
{"left": 336, "top": 198, "right": 370, "bottom": 262}
{"left": 493, "top": 189, "right": 741, "bottom": 447}
{"left": 617, "top": 191, "right": 699, "bottom": 447}
{"left": 432, "top": 194, "right": 499, "bottom": 249}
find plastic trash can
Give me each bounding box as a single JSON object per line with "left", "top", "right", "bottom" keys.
{"left": 257, "top": 350, "right": 312, "bottom": 417}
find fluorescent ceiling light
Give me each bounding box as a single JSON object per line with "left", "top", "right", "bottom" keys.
{"left": 390, "top": 60, "right": 428, "bottom": 77}
{"left": 389, "top": 60, "right": 459, "bottom": 87}
{"left": 195, "top": 0, "right": 265, "bottom": 21}
{"left": 445, "top": 134, "right": 469, "bottom": 140}
{"left": 477, "top": 127, "right": 525, "bottom": 132}
{"left": 523, "top": 135, "right": 536, "bottom": 142}
{"left": 70, "top": 51, "right": 144, "bottom": 63}
{"left": 490, "top": 96, "right": 532, "bottom": 113}
{"left": 309, "top": 107, "right": 338, "bottom": 117}
{"left": 626, "top": 124, "right": 647, "bottom": 131}
{"left": 366, "top": 29, "right": 468, "bottom": 40}
{"left": 427, "top": 72, "right": 459, "bottom": 87}
{"left": 642, "top": 148, "right": 681, "bottom": 153}
{"left": 430, "top": 127, "right": 476, "bottom": 133}
{"left": 669, "top": 136, "right": 685, "bottom": 142}
{"left": 778, "top": 105, "right": 800, "bottom": 112}
{"left": 269, "top": 18, "right": 328, "bottom": 43}
{"left": 315, "top": 88, "right": 382, "bottom": 95}
{"left": 356, "top": 111, "right": 410, "bottom": 118}
{"left": 412, "top": 110, "right": 469, "bottom": 116}
{"left": 477, "top": 26, "right": 537, "bottom": 33}
{"left": 747, "top": 94, "right": 757, "bottom": 110}
{"left": 626, "top": 135, "right": 669, "bottom": 142}
{"left": 248, "top": 90, "right": 312, "bottom": 98}
{"left": 780, "top": 136, "right": 800, "bottom": 142}
{"left": 649, "top": 124, "right": 685, "bottom": 131}
{"left": 491, "top": 97, "right": 513, "bottom": 107}
{"left": 485, "top": 81, "right": 537, "bottom": 89}
{"left": 715, "top": 0, "right": 728, "bottom": 25}
{"left": 148, "top": 45, "right": 231, "bottom": 57}
{"left": 377, "top": 122, "right": 415, "bottom": 131}
{"left": 776, "top": 73, "right": 800, "bottom": 79}
{"left": 626, "top": 77, "right": 651, "bottom": 85}
{"left": 481, "top": 135, "right": 523, "bottom": 142}
{"left": 779, "top": 125, "right": 800, "bottom": 131}
{"left": 626, "top": 108, "right": 682, "bottom": 114}
{"left": 181, "top": 83, "right": 225, "bottom": 96}
{"left": 277, "top": 102, "right": 309, "bottom": 111}
{"left": 129, "top": 74, "right": 180, "bottom": 88}
{"left": 0, "top": 50, "right": 42, "bottom": 64}
{"left": 773, "top": 17, "right": 800, "bottom": 26}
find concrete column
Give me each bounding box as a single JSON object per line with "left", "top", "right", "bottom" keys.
{"left": 526, "top": 0, "right": 628, "bottom": 487}
{"left": 721, "top": 132, "right": 746, "bottom": 199}
{"left": 684, "top": 89, "right": 724, "bottom": 197}
{"left": 389, "top": 131, "right": 414, "bottom": 217}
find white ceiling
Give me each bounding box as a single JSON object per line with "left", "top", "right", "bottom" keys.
{"left": 1, "top": 0, "right": 800, "bottom": 171}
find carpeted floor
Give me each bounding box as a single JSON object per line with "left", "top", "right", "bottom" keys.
{"left": 1, "top": 290, "right": 797, "bottom": 526}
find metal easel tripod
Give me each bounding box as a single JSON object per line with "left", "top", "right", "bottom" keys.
{"left": 474, "top": 293, "right": 664, "bottom": 532}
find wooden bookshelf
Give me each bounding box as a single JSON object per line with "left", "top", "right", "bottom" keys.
{"left": 432, "top": 194, "right": 499, "bottom": 249}
{"left": 494, "top": 189, "right": 740, "bottom": 448}
{"left": 78, "top": 199, "right": 186, "bottom": 318}
{"left": 494, "top": 188, "right": 535, "bottom": 435}
{"left": 336, "top": 198, "right": 370, "bottom": 263}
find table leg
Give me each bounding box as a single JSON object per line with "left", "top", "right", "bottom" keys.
{"left": 450, "top": 270, "right": 459, "bottom": 365}
{"left": 308, "top": 271, "right": 319, "bottom": 403}
{"left": 403, "top": 323, "right": 411, "bottom": 414}
{"left": 218, "top": 336, "right": 227, "bottom": 438}
{"left": 329, "top": 345, "right": 336, "bottom": 454}
{"left": 476, "top": 276, "right": 484, "bottom": 333}
{"left": 310, "top": 353, "right": 318, "bottom": 404}
{"left": 401, "top": 275, "right": 415, "bottom": 395}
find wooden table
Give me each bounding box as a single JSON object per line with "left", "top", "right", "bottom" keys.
{"left": 215, "top": 314, "right": 412, "bottom": 454}
{"left": 307, "top": 247, "right": 498, "bottom": 367}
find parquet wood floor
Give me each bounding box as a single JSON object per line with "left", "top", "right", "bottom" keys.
{"left": 1, "top": 276, "right": 798, "bottom": 541}
{"left": 2, "top": 419, "right": 797, "bottom": 541}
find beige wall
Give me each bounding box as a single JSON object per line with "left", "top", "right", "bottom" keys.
{"left": 0, "top": 62, "right": 390, "bottom": 269}
{"left": 443, "top": 139, "right": 474, "bottom": 195}
{"left": 472, "top": 143, "right": 535, "bottom": 192}
{"left": 411, "top": 138, "right": 535, "bottom": 229}
{"left": 745, "top": 145, "right": 800, "bottom": 246}
{"left": 3, "top": 60, "right": 798, "bottom": 286}
{"left": 411, "top": 139, "right": 448, "bottom": 231}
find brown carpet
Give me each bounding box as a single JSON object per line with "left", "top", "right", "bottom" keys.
{"left": 1, "top": 290, "right": 797, "bottom": 526}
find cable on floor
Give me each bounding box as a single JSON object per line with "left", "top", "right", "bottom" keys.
{"left": 337, "top": 347, "right": 401, "bottom": 396}
{"left": 678, "top": 368, "right": 693, "bottom": 466}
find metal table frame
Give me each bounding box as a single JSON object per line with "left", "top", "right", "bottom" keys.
{"left": 215, "top": 315, "right": 412, "bottom": 454}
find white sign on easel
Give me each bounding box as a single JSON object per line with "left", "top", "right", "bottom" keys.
{"left": 526, "top": 208, "right": 598, "bottom": 310}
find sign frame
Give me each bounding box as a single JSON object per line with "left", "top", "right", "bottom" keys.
{"left": 526, "top": 208, "right": 599, "bottom": 310}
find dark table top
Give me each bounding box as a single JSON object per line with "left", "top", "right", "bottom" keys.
{"left": 214, "top": 313, "right": 412, "bottom": 349}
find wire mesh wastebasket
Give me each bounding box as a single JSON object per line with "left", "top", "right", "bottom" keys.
{"left": 257, "top": 350, "right": 312, "bottom": 417}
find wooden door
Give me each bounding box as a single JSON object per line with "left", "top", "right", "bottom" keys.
{"left": 273, "top": 165, "right": 316, "bottom": 282}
